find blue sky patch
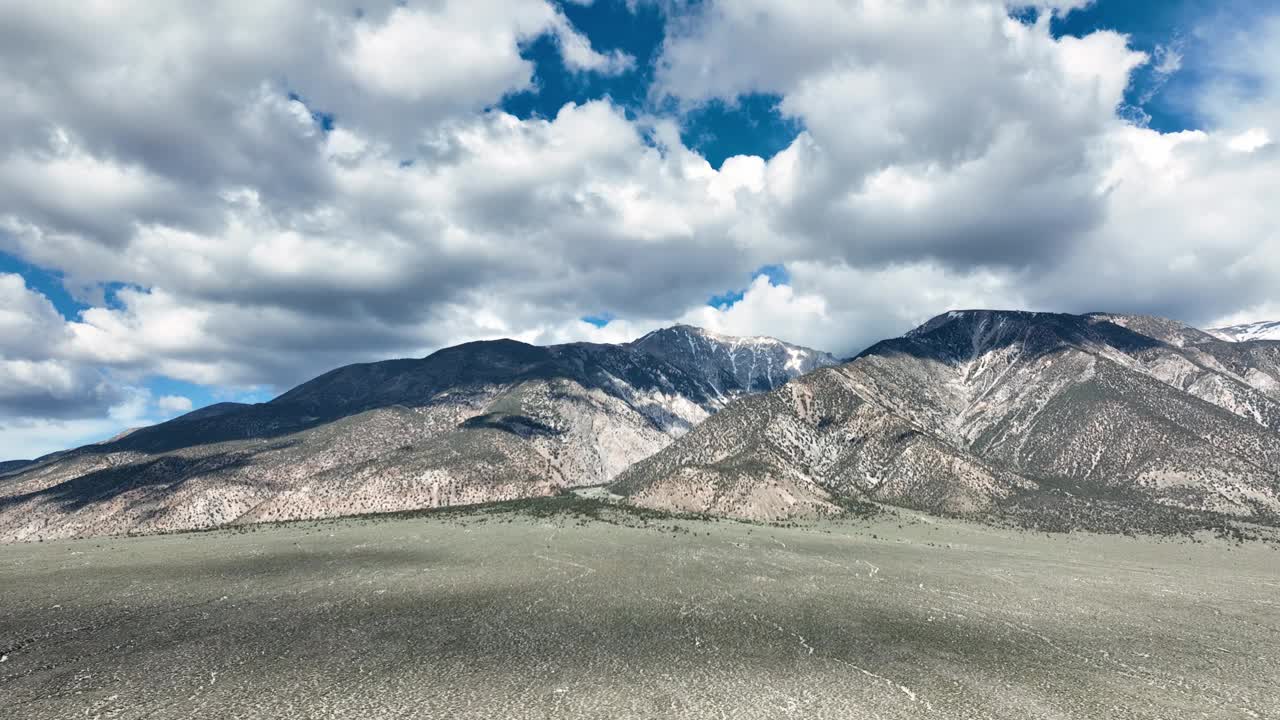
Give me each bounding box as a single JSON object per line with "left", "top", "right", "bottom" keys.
{"left": 1047, "top": 0, "right": 1252, "bottom": 133}
{"left": 678, "top": 94, "right": 802, "bottom": 169}
{"left": 706, "top": 288, "right": 745, "bottom": 310}
{"left": 707, "top": 265, "right": 789, "bottom": 309}
{"left": 501, "top": 0, "right": 664, "bottom": 121}
{"left": 581, "top": 313, "right": 614, "bottom": 328}
{"left": 0, "top": 250, "right": 88, "bottom": 320}
{"left": 287, "top": 91, "right": 336, "bottom": 132}
{"left": 503, "top": 2, "right": 801, "bottom": 167}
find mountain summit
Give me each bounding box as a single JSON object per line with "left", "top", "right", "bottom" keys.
{"left": 629, "top": 324, "right": 839, "bottom": 397}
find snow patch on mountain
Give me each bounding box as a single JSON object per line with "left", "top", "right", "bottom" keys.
{"left": 629, "top": 324, "right": 839, "bottom": 395}
{"left": 1209, "top": 320, "right": 1280, "bottom": 343}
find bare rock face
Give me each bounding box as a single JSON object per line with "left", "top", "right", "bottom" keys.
{"left": 0, "top": 329, "right": 826, "bottom": 542}
{"left": 614, "top": 310, "right": 1280, "bottom": 527}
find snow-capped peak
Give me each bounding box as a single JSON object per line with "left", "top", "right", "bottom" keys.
{"left": 666, "top": 324, "right": 787, "bottom": 347}
{"left": 1209, "top": 320, "right": 1280, "bottom": 343}
{"left": 629, "top": 325, "right": 839, "bottom": 394}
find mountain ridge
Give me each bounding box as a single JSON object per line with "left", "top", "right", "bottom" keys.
{"left": 0, "top": 326, "right": 836, "bottom": 541}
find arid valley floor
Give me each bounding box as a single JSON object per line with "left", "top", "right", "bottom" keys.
{"left": 2, "top": 500, "right": 1277, "bottom": 719}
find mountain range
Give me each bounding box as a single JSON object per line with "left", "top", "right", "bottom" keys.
{"left": 2, "top": 311, "right": 1278, "bottom": 542}
{"left": 615, "top": 311, "right": 1280, "bottom": 534}
{"left": 0, "top": 326, "right": 834, "bottom": 541}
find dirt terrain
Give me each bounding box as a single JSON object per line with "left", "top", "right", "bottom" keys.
{"left": 1, "top": 500, "right": 1276, "bottom": 719}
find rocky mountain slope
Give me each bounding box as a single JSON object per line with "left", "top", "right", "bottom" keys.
{"left": 1210, "top": 319, "right": 1280, "bottom": 343}
{"left": 614, "top": 311, "right": 1280, "bottom": 529}
{"left": 0, "top": 329, "right": 833, "bottom": 542}
{"left": 1078, "top": 313, "right": 1280, "bottom": 423}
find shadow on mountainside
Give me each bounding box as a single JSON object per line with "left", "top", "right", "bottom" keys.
{"left": 0, "top": 450, "right": 262, "bottom": 512}
{"left": 854, "top": 311, "right": 1162, "bottom": 366}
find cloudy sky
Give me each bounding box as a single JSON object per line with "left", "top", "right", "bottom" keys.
{"left": 1, "top": 0, "right": 1278, "bottom": 458}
